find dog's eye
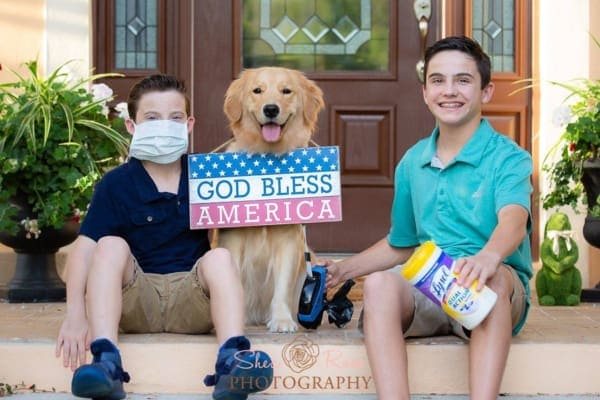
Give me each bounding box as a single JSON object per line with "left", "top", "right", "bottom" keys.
{"left": 282, "top": 88, "right": 292, "bottom": 94}
{"left": 252, "top": 88, "right": 262, "bottom": 94}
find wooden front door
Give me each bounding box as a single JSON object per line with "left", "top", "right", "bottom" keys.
{"left": 93, "top": 0, "right": 532, "bottom": 254}
{"left": 192, "top": 0, "right": 439, "bottom": 252}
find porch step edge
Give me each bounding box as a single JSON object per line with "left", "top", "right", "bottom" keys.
{"left": 2, "top": 338, "right": 599, "bottom": 396}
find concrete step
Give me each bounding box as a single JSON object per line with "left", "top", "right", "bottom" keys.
{"left": 2, "top": 302, "right": 600, "bottom": 397}
{"left": 2, "top": 248, "right": 600, "bottom": 396}
{"left": 5, "top": 394, "right": 600, "bottom": 400}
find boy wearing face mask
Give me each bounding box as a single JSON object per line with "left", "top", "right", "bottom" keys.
{"left": 55, "top": 74, "right": 273, "bottom": 400}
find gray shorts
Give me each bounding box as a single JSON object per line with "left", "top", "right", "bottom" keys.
{"left": 359, "top": 265, "right": 527, "bottom": 340}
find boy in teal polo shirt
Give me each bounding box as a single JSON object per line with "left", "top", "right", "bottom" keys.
{"left": 325, "top": 36, "right": 532, "bottom": 399}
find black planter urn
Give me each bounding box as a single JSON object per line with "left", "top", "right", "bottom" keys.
{"left": 583, "top": 215, "right": 600, "bottom": 248}
{"left": 0, "top": 200, "right": 79, "bottom": 302}
{"left": 582, "top": 159, "right": 600, "bottom": 212}
{"left": 580, "top": 159, "right": 600, "bottom": 302}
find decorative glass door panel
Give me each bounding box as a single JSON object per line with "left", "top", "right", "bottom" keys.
{"left": 114, "top": 0, "right": 159, "bottom": 69}
{"left": 471, "top": 0, "right": 515, "bottom": 72}
{"left": 242, "top": 0, "right": 389, "bottom": 73}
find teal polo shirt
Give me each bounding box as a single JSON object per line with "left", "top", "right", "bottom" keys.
{"left": 388, "top": 119, "right": 533, "bottom": 334}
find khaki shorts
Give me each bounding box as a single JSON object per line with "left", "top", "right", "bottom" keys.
{"left": 404, "top": 264, "right": 527, "bottom": 340}
{"left": 119, "top": 259, "right": 213, "bottom": 334}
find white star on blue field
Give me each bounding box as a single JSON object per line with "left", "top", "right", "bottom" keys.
{"left": 189, "top": 146, "right": 339, "bottom": 179}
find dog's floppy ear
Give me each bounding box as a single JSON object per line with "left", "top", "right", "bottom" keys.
{"left": 299, "top": 73, "right": 325, "bottom": 132}
{"left": 224, "top": 71, "right": 247, "bottom": 124}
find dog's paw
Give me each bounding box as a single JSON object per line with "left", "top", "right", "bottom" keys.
{"left": 267, "top": 317, "right": 298, "bottom": 333}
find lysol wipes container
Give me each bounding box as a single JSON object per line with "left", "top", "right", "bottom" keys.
{"left": 401, "top": 241, "right": 498, "bottom": 330}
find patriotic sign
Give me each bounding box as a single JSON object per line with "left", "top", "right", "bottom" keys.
{"left": 188, "top": 146, "right": 342, "bottom": 229}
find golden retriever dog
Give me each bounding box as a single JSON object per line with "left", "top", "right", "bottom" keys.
{"left": 215, "top": 67, "right": 324, "bottom": 332}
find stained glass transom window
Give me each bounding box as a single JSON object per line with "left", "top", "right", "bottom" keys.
{"left": 471, "top": 0, "right": 515, "bottom": 72}
{"left": 242, "top": 0, "right": 389, "bottom": 72}
{"left": 114, "top": 0, "right": 158, "bottom": 69}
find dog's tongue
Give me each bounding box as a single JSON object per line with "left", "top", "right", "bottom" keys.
{"left": 262, "top": 123, "right": 282, "bottom": 142}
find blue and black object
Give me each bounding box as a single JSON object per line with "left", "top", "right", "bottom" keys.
{"left": 297, "top": 266, "right": 355, "bottom": 330}
{"left": 325, "top": 278, "right": 355, "bottom": 328}
{"left": 297, "top": 266, "right": 327, "bottom": 329}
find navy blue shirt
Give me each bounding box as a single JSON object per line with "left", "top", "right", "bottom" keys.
{"left": 80, "top": 155, "right": 210, "bottom": 274}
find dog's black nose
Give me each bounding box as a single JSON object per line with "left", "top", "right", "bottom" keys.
{"left": 263, "top": 104, "right": 280, "bottom": 119}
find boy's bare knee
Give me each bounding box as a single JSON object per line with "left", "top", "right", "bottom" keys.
{"left": 93, "top": 236, "right": 132, "bottom": 274}
{"left": 487, "top": 266, "right": 514, "bottom": 299}
{"left": 197, "top": 247, "right": 238, "bottom": 280}
{"left": 207, "top": 247, "right": 233, "bottom": 262}
{"left": 363, "top": 271, "right": 398, "bottom": 305}
{"left": 363, "top": 271, "right": 387, "bottom": 293}
{"left": 96, "top": 236, "right": 129, "bottom": 255}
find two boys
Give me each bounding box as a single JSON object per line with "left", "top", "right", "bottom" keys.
{"left": 57, "top": 35, "right": 533, "bottom": 400}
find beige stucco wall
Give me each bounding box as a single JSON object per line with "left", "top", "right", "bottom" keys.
{"left": 0, "top": 0, "right": 91, "bottom": 83}
{"left": 593, "top": 2, "right": 600, "bottom": 78}
{"left": 46, "top": 0, "right": 92, "bottom": 77}
{"left": 0, "top": 0, "right": 46, "bottom": 82}
{"left": 537, "top": 0, "right": 600, "bottom": 287}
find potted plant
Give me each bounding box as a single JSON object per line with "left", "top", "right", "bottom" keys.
{"left": 539, "top": 40, "right": 600, "bottom": 302}
{"left": 0, "top": 60, "right": 129, "bottom": 302}
{"left": 542, "top": 77, "right": 600, "bottom": 216}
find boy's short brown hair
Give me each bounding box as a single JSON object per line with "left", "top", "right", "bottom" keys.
{"left": 127, "top": 74, "right": 190, "bottom": 121}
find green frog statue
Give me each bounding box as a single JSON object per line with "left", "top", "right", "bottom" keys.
{"left": 536, "top": 212, "right": 582, "bottom": 306}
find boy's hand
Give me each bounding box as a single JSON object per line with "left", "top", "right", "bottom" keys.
{"left": 453, "top": 250, "right": 502, "bottom": 291}
{"left": 323, "top": 259, "right": 344, "bottom": 289}
{"left": 55, "top": 314, "right": 90, "bottom": 371}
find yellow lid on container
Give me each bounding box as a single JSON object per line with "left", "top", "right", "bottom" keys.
{"left": 401, "top": 241, "right": 437, "bottom": 280}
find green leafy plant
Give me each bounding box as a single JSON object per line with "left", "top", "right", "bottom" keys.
{"left": 0, "top": 382, "right": 14, "bottom": 397}
{"left": 541, "top": 75, "right": 600, "bottom": 214}
{"left": 0, "top": 60, "right": 129, "bottom": 237}
{"left": 0, "top": 381, "right": 40, "bottom": 397}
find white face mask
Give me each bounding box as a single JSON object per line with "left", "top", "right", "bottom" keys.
{"left": 129, "top": 120, "right": 189, "bottom": 164}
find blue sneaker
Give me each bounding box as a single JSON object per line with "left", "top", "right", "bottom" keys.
{"left": 204, "top": 336, "right": 273, "bottom": 400}
{"left": 71, "top": 338, "right": 130, "bottom": 400}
